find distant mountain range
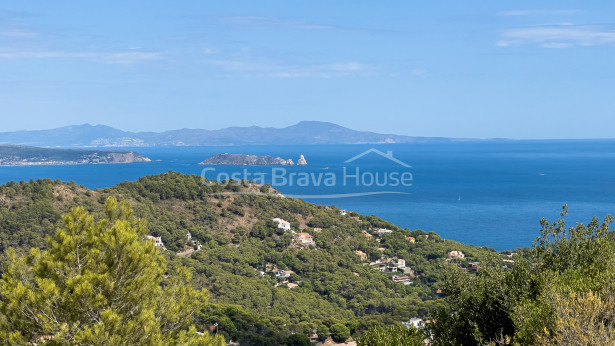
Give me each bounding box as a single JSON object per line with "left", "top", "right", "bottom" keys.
{"left": 0, "top": 121, "right": 464, "bottom": 148}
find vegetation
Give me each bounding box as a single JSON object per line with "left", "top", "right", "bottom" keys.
{"left": 329, "top": 323, "right": 351, "bottom": 342}
{"left": 0, "top": 197, "right": 224, "bottom": 345}
{"left": 429, "top": 205, "right": 615, "bottom": 345}
{"left": 357, "top": 325, "right": 425, "bottom": 346}
{"left": 6, "top": 173, "right": 612, "bottom": 344}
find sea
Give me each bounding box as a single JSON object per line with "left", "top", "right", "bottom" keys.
{"left": 2, "top": 140, "right": 615, "bottom": 251}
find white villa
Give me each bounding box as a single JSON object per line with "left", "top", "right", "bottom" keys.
{"left": 376, "top": 228, "right": 393, "bottom": 237}
{"left": 448, "top": 250, "right": 465, "bottom": 259}
{"left": 147, "top": 235, "right": 164, "bottom": 247}
{"left": 273, "top": 218, "right": 292, "bottom": 232}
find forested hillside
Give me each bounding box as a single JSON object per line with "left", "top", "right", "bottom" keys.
{"left": 0, "top": 172, "right": 501, "bottom": 344}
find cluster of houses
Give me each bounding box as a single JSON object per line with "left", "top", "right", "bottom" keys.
{"left": 185, "top": 232, "right": 203, "bottom": 250}
{"left": 354, "top": 249, "right": 415, "bottom": 285}
{"left": 353, "top": 226, "right": 421, "bottom": 285}
{"left": 261, "top": 263, "right": 300, "bottom": 289}
{"left": 272, "top": 218, "right": 315, "bottom": 247}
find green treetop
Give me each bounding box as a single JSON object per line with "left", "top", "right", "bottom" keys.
{"left": 0, "top": 197, "right": 225, "bottom": 345}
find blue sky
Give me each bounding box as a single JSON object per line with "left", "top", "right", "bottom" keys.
{"left": 1, "top": 1, "right": 614, "bottom": 139}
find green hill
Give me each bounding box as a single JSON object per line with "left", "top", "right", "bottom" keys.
{"left": 0, "top": 145, "right": 150, "bottom": 165}
{"left": 0, "top": 172, "right": 500, "bottom": 343}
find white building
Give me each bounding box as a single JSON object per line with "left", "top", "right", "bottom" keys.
{"left": 273, "top": 218, "right": 291, "bottom": 232}
{"left": 448, "top": 250, "right": 465, "bottom": 259}
{"left": 403, "top": 317, "right": 424, "bottom": 329}
{"left": 274, "top": 269, "right": 294, "bottom": 278}
{"left": 147, "top": 235, "right": 164, "bottom": 247}
{"left": 376, "top": 228, "right": 393, "bottom": 237}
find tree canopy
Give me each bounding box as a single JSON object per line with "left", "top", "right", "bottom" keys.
{"left": 0, "top": 197, "right": 224, "bottom": 345}
{"left": 429, "top": 205, "right": 615, "bottom": 345}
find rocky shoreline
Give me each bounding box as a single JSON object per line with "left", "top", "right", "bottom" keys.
{"left": 199, "top": 153, "right": 308, "bottom": 166}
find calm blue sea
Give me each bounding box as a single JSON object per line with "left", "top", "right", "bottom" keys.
{"left": 2, "top": 141, "right": 615, "bottom": 251}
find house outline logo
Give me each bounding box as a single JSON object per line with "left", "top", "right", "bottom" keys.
{"left": 344, "top": 148, "right": 411, "bottom": 168}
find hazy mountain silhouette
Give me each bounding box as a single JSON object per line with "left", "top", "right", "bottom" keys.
{"left": 0, "top": 121, "right": 461, "bottom": 147}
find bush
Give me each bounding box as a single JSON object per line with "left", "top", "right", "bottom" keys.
{"left": 285, "top": 333, "right": 311, "bottom": 346}
{"left": 357, "top": 325, "right": 424, "bottom": 346}
{"left": 330, "top": 323, "right": 350, "bottom": 342}
{"left": 317, "top": 324, "right": 330, "bottom": 342}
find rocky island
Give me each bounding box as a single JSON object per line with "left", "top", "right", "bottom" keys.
{"left": 0, "top": 145, "right": 151, "bottom": 166}
{"left": 199, "top": 153, "right": 307, "bottom": 166}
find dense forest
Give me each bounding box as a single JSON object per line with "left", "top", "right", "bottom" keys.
{"left": 0, "top": 172, "right": 612, "bottom": 344}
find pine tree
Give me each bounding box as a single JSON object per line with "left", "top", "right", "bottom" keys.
{"left": 0, "top": 198, "right": 225, "bottom": 345}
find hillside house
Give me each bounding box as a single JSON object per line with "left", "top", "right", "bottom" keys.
{"left": 362, "top": 230, "right": 373, "bottom": 240}
{"left": 294, "top": 232, "right": 314, "bottom": 246}
{"left": 369, "top": 261, "right": 385, "bottom": 271}
{"left": 340, "top": 209, "right": 348, "bottom": 215}
{"left": 468, "top": 262, "right": 480, "bottom": 272}
{"left": 146, "top": 235, "right": 164, "bottom": 247}
{"left": 186, "top": 232, "right": 192, "bottom": 240}
{"left": 383, "top": 266, "right": 397, "bottom": 273}
{"left": 403, "top": 317, "right": 424, "bottom": 329}
{"left": 355, "top": 250, "right": 368, "bottom": 261}
{"left": 376, "top": 228, "right": 393, "bottom": 237}
{"left": 448, "top": 250, "right": 465, "bottom": 259}
{"left": 273, "top": 218, "right": 291, "bottom": 232}
{"left": 273, "top": 269, "right": 294, "bottom": 278}
{"left": 391, "top": 275, "right": 412, "bottom": 285}
{"left": 406, "top": 236, "right": 415, "bottom": 243}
